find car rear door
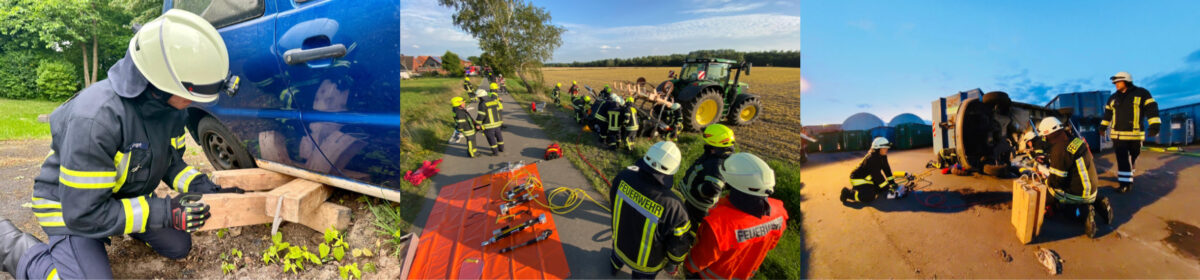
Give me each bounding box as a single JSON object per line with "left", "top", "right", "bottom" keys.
{"left": 273, "top": 0, "right": 402, "bottom": 188}
{"left": 170, "top": 0, "right": 332, "bottom": 171}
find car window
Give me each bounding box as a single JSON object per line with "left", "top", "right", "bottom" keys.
{"left": 174, "top": 0, "right": 265, "bottom": 29}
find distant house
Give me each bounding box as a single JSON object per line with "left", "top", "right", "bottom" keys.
{"left": 399, "top": 54, "right": 471, "bottom": 76}
{"left": 400, "top": 55, "right": 416, "bottom": 74}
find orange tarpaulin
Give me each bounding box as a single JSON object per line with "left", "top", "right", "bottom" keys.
{"left": 408, "top": 163, "right": 570, "bottom": 279}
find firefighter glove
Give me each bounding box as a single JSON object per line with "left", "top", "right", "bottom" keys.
{"left": 1147, "top": 123, "right": 1161, "bottom": 137}
{"left": 169, "top": 193, "right": 211, "bottom": 232}
{"left": 214, "top": 186, "right": 246, "bottom": 194}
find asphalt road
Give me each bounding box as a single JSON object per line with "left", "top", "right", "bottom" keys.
{"left": 801, "top": 146, "right": 1200, "bottom": 278}
{"left": 409, "top": 81, "right": 670, "bottom": 279}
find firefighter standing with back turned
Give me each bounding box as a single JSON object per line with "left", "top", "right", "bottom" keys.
{"left": 609, "top": 141, "right": 692, "bottom": 279}
{"left": 1100, "top": 71, "right": 1160, "bottom": 193}
{"left": 620, "top": 97, "right": 640, "bottom": 151}
{"left": 679, "top": 124, "right": 736, "bottom": 228}
{"left": 476, "top": 89, "right": 505, "bottom": 156}
{"left": 685, "top": 153, "right": 789, "bottom": 280}
{"left": 1036, "top": 117, "right": 1113, "bottom": 238}
{"left": 451, "top": 97, "right": 481, "bottom": 158}
{"left": 0, "top": 10, "right": 246, "bottom": 279}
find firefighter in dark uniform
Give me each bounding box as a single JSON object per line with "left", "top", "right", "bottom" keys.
{"left": 679, "top": 124, "right": 735, "bottom": 228}
{"left": 1038, "top": 117, "right": 1113, "bottom": 238}
{"left": 685, "top": 153, "right": 788, "bottom": 280}
{"left": 552, "top": 82, "right": 562, "bottom": 106}
{"left": 451, "top": 97, "right": 481, "bottom": 158}
{"left": 594, "top": 90, "right": 620, "bottom": 150}
{"left": 609, "top": 141, "right": 692, "bottom": 279}
{"left": 573, "top": 94, "right": 589, "bottom": 124}
{"left": 660, "top": 103, "right": 683, "bottom": 142}
{"left": 840, "top": 137, "right": 906, "bottom": 204}
{"left": 463, "top": 77, "right": 474, "bottom": 93}
{"left": 569, "top": 80, "right": 580, "bottom": 96}
{"left": 476, "top": 89, "right": 505, "bottom": 156}
{"left": 620, "top": 97, "right": 640, "bottom": 151}
{"left": 1100, "top": 71, "right": 1160, "bottom": 193}
{"left": 0, "top": 10, "right": 244, "bottom": 279}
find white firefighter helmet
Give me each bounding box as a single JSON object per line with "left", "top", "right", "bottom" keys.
{"left": 871, "top": 137, "right": 891, "bottom": 150}
{"left": 643, "top": 141, "right": 682, "bottom": 175}
{"left": 721, "top": 153, "right": 775, "bottom": 197}
{"left": 129, "top": 9, "right": 231, "bottom": 103}
{"left": 1038, "top": 117, "right": 1063, "bottom": 136}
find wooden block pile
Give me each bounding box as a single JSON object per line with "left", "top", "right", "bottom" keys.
{"left": 198, "top": 168, "right": 351, "bottom": 232}
{"left": 1012, "top": 177, "right": 1048, "bottom": 244}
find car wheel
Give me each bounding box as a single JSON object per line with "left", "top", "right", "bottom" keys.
{"left": 197, "top": 116, "right": 256, "bottom": 170}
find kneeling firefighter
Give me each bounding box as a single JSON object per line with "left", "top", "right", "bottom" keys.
{"left": 840, "top": 137, "right": 906, "bottom": 204}
{"left": 1038, "top": 117, "right": 1113, "bottom": 238}
{"left": 0, "top": 10, "right": 245, "bottom": 279}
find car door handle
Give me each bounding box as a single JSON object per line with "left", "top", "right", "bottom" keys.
{"left": 283, "top": 44, "right": 346, "bottom": 65}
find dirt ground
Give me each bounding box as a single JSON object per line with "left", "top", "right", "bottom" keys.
{"left": 800, "top": 145, "right": 1200, "bottom": 278}
{"left": 0, "top": 136, "right": 404, "bottom": 279}
{"left": 540, "top": 67, "right": 803, "bottom": 163}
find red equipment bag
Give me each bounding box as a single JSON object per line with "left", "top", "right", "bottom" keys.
{"left": 544, "top": 143, "right": 563, "bottom": 160}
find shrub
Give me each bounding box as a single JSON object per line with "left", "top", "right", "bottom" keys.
{"left": 36, "top": 59, "right": 79, "bottom": 101}
{"left": 0, "top": 51, "right": 40, "bottom": 99}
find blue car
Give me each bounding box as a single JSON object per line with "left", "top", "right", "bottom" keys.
{"left": 166, "top": 0, "right": 402, "bottom": 189}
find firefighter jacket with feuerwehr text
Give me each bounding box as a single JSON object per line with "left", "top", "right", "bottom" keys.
{"left": 31, "top": 54, "right": 223, "bottom": 239}
{"left": 476, "top": 95, "right": 503, "bottom": 129}
{"left": 609, "top": 161, "right": 692, "bottom": 273}
{"left": 686, "top": 198, "right": 788, "bottom": 280}
{"left": 1101, "top": 85, "right": 1160, "bottom": 141}
{"left": 1046, "top": 136, "right": 1099, "bottom": 204}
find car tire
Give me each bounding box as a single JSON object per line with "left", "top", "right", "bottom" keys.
{"left": 197, "top": 116, "right": 256, "bottom": 170}
{"left": 682, "top": 87, "right": 724, "bottom": 131}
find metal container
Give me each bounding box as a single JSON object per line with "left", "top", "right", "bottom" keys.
{"left": 842, "top": 130, "right": 871, "bottom": 151}
{"left": 869, "top": 126, "right": 897, "bottom": 143}
{"left": 818, "top": 132, "right": 842, "bottom": 152}
{"left": 1148, "top": 102, "right": 1200, "bottom": 145}
{"left": 1046, "top": 91, "right": 1111, "bottom": 152}
{"left": 894, "top": 123, "right": 933, "bottom": 150}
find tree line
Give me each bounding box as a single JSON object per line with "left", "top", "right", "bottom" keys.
{"left": 545, "top": 49, "right": 800, "bottom": 68}
{"left": 0, "top": 0, "right": 159, "bottom": 101}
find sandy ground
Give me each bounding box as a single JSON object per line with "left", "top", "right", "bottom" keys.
{"left": 801, "top": 145, "right": 1200, "bottom": 278}
{"left": 0, "top": 136, "right": 405, "bottom": 279}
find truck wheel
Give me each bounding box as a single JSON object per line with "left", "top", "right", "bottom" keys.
{"left": 683, "top": 88, "right": 724, "bottom": 131}
{"left": 726, "top": 96, "right": 762, "bottom": 126}
{"left": 197, "top": 116, "right": 256, "bottom": 170}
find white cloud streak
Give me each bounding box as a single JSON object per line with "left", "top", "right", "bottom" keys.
{"left": 554, "top": 13, "right": 800, "bottom": 62}
{"left": 400, "top": 0, "right": 480, "bottom": 55}
{"left": 683, "top": 2, "right": 767, "bottom": 14}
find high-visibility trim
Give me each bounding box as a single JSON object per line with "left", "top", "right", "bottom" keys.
{"left": 1118, "top": 177, "right": 1133, "bottom": 183}
{"left": 47, "top": 268, "right": 58, "bottom": 280}
{"left": 59, "top": 167, "right": 116, "bottom": 189}
{"left": 1145, "top": 98, "right": 1156, "bottom": 105}
{"left": 640, "top": 220, "right": 656, "bottom": 266}
{"left": 667, "top": 249, "right": 687, "bottom": 262}
{"left": 1076, "top": 157, "right": 1093, "bottom": 199}
{"left": 113, "top": 151, "right": 131, "bottom": 193}
{"left": 121, "top": 196, "right": 150, "bottom": 234}
{"left": 1050, "top": 187, "right": 1096, "bottom": 204}
{"left": 1100, "top": 120, "right": 1111, "bottom": 126}
{"left": 849, "top": 178, "right": 871, "bottom": 186}
{"left": 1133, "top": 97, "right": 1142, "bottom": 130}
{"left": 1147, "top": 117, "right": 1161, "bottom": 125}
{"left": 1067, "top": 138, "right": 1084, "bottom": 154}
{"left": 1111, "top": 130, "right": 1146, "bottom": 141}
{"left": 34, "top": 212, "right": 65, "bottom": 227}
{"left": 608, "top": 111, "right": 621, "bottom": 131}
{"left": 1117, "top": 171, "right": 1133, "bottom": 176}
{"left": 172, "top": 166, "right": 200, "bottom": 193}
{"left": 1047, "top": 167, "right": 1068, "bottom": 177}
{"left": 171, "top": 134, "right": 187, "bottom": 149}
{"left": 31, "top": 197, "right": 62, "bottom": 209}
{"left": 673, "top": 222, "right": 690, "bottom": 236}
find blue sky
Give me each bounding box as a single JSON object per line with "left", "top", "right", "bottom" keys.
{"left": 399, "top": 0, "right": 801, "bottom": 62}
{"left": 803, "top": 1, "right": 1200, "bottom": 125}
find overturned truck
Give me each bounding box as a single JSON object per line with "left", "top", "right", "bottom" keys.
{"left": 931, "top": 89, "right": 1106, "bottom": 176}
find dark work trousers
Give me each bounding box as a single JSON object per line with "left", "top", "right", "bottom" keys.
{"left": 17, "top": 228, "right": 192, "bottom": 279}
{"left": 610, "top": 252, "right": 660, "bottom": 279}
{"left": 483, "top": 127, "right": 504, "bottom": 153}
{"left": 849, "top": 176, "right": 887, "bottom": 204}
{"left": 1113, "top": 140, "right": 1141, "bottom": 187}
{"left": 462, "top": 131, "right": 477, "bottom": 157}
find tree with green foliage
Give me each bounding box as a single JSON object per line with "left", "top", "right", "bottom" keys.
{"left": 36, "top": 59, "right": 80, "bottom": 100}
{"left": 0, "top": 0, "right": 135, "bottom": 88}
{"left": 545, "top": 49, "right": 801, "bottom": 68}
{"left": 466, "top": 55, "right": 482, "bottom": 66}
{"left": 438, "top": 0, "right": 565, "bottom": 94}
{"left": 441, "top": 50, "right": 464, "bottom": 77}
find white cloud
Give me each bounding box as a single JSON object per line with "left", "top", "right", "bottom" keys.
{"left": 400, "top": 0, "right": 480, "bottom": 55}
{"left": 683, "top": 2, "right": 767, "bottom": 14}
{"left": 553, "top": 13, "right": 800, "bottom": 62}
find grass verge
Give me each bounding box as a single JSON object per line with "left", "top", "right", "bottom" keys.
{"left": 506, "top": 80, "right": 804, "bottom": 279}
{"left": 0, "top": 98, "right": 61, "bottom": 140}
{"left": 367, "top": 77, "right": 462, "bottom": 247}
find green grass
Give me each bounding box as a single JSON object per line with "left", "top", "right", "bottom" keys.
{"left": 366, "top": 77, "right": 463, "bottom": 245}
{"left": 507, "top": 81, "right": 805, "bottom": 279}
{"left": 0, "top": 98, "right": 62, "bottom": 140}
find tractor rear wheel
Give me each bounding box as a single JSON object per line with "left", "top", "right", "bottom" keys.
{"left": 726, "top": 96, "right": 763, "bottom": 126}
{"left": 683, "top": 87, "right": 724, "bottom": 131}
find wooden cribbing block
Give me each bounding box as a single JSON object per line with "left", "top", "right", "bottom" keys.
{"left": 256, "top": 159, "right": 403, "bottom": 203}
{"left": 197, "top": 193, "right": 272, "bottom": 231}
{"left": 265, "top": 179, "right": 334, "bottom": 222}
{"left": 209, "top": 168, "right": 295, "bottom": 191}
{"left": 298, "top": 202, "right": 351, "bottom": 231}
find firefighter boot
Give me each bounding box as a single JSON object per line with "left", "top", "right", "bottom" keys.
{"left": 839, "top": 188, "right": 856, "bottom": 203}
{"left": 1094, "top": 197, "right": 1113, "bottom": 225}
{"left": 0, "top": 218, "right": 42, "bottom": 275}
{"left": 1117, "top": 182, "right": 1132, "bottom": 193}
{"left": 1083, "top": 205, "right": 1097, "bottom": 239}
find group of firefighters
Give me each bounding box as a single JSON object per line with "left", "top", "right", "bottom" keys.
{"left": 553, "top": 81, "right": 685, "bottom": 150}
{"left": 454, "top": 77, "right": 507, "bottom": 158}
{"left": 839, "top": 71, "right": 1158, "bottom": 239}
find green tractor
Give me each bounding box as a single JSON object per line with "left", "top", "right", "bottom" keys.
{"left": 658, "top": 58, "right": 763, "bottom": 131}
